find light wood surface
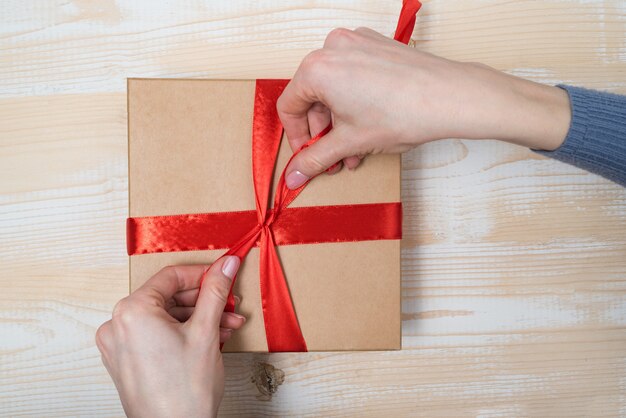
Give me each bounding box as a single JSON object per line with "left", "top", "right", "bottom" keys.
{"left": 1, "top": 1, "right": 625, "bottom": 416}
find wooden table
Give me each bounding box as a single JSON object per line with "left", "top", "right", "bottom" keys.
{"left": 2, "top": 1, "right": 625, "bottom": 416}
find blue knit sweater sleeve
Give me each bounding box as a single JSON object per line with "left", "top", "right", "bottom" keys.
{"left": 536, "top": 85, "right": 626, "bottom": 186}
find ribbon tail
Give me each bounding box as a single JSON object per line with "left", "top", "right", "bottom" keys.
{"left": 259, "top": 228, "right": 307, "bottom": 352}
{"left": 394, "top": 0, "right": 421, "bottom": 44}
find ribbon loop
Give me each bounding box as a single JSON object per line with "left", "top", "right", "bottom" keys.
{"left": 251, "top": 79, "right": 288, "bottom": 224}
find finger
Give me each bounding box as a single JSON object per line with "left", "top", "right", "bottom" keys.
{"left": 172, "top": 289, "right": 240, "bottom": 308}
{"left": 220, "top": 328, "right": 234, "bottom": 343}
{"left": 323, "top": 27, "right": 353, "bottom": 49}
{"left": 307, "top": 102, "right": 331, "bottom": 145}
{"left": 95, "top": 320, "right": 113, "bottom": 355}
{"left": 285, "top": 127, "right": 353, "bottom": 189}
{"left": 324, "top": 27, "right": 384, "bottom": 50}
{"left": 343, "top": 155, "right": 363, "bottom": 170}
{"left": 326, "top": 160, "right": 343, "bottom": 175}
{"left": 189, "top": 256, "right": 240, "bottom": 329}
{"left": 309, "top": 112, "right": 342, "bottom": 174}
{"left": 277, "top": 51, "right": 326, "bottom": 152}
{"left": 135, "top": 265, "right": 208, "bottom": 308}
{"left": 220, "top": 311, "right": 246, "bottom": 329}
{"left": 278, "top": 80, "right": 313, "bottom": 152}
{"left": 169, "top": 307, "right": 247, "bottom": 326}
{"left": 172, "top": 288, "right": 200, "bottom": 307}
{"left": 170, "top": 307, "right": 247, "bottom": 326}
{"left": 306, "top": 103, "right": 342, "bottom": 175}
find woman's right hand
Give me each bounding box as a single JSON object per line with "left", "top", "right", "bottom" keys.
{"left": 278, "top": 27, "right": 571, "bottom": 189}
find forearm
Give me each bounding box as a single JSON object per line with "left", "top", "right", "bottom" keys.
{"left": 447, "top": 62, "right": 571, "bottom": 151}
{"left": 446, "top": 64, "right": 626, "bottom": 187}
{"left": 502, "top": 76, "right": 571, "bottom": 151}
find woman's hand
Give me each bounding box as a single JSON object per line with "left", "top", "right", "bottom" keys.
{"left": 96, "top": 256, "right": 243, "bottom": 418}
{"left": 278, "top": 27, "right": 571, "bottom": 189}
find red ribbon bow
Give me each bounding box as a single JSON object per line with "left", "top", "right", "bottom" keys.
{"left": 127, "top": 0, "right": 421, "bottom": 352}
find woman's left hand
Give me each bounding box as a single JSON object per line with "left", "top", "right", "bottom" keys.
{"left": 96, "top": 256, "right": 244, "bottom": 418}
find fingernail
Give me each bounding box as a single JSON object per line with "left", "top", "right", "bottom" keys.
{"left": 286, "top": 170, "right": 309, "bottom": 189}
{"left": 222, "top": 256, "right": 240, "bottom": 280}
{"left": 231, "top": 313, "right": 246, "bottom": 322}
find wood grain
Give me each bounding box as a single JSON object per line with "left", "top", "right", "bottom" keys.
{"left": 1, "top": 0, "right": 625, "bottom": 416}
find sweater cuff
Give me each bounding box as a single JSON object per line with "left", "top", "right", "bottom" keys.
{"left": 535, "top": 85, "right": 590, "bottom": 164}
{"left": 535, "top": 84, "right": 626, "bottom": 186}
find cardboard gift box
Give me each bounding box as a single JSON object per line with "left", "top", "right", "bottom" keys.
{"left": 127, "top": 78, "right": 402, "bottom": 352}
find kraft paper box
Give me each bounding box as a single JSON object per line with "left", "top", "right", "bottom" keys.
{"left": 128, "top": 78, "right": 401, "bottom": 352}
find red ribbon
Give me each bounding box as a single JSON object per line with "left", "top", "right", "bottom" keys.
{"left": 127, "top": 0, "right": 421, "bottom": 352}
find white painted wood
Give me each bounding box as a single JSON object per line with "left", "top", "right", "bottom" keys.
{"left": 1, "top": 1, "right": 625, "bottom": 416}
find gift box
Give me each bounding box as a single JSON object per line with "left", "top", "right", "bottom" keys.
{"left": 126, "top": 0, "right": 420, "bottom": 352}
{"left": 127, "top": 78, "right": 402, "bottom": 352}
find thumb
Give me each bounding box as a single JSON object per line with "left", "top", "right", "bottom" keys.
{"left": 190, "top": 255, "right": 240, "bottom": 329}
{"left": 284, "top": 128, "right": 352, "bottom": 189}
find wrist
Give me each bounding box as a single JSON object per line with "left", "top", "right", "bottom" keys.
{"left": 440, "top": 62, "right": 571, "bottom": 150}
{"left": 502, "top": 77, "right": 571, "bottom": 151}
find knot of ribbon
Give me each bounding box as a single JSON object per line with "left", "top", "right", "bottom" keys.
{"left": 127, "top": 0, "right": 420, "bottom": 352}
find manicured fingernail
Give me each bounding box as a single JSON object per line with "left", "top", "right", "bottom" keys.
{"left": 286, "top": 170, "right": 309, "bottom": 189}
{"left": 222, "top": 256, "right": 240, "bottom": 280}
